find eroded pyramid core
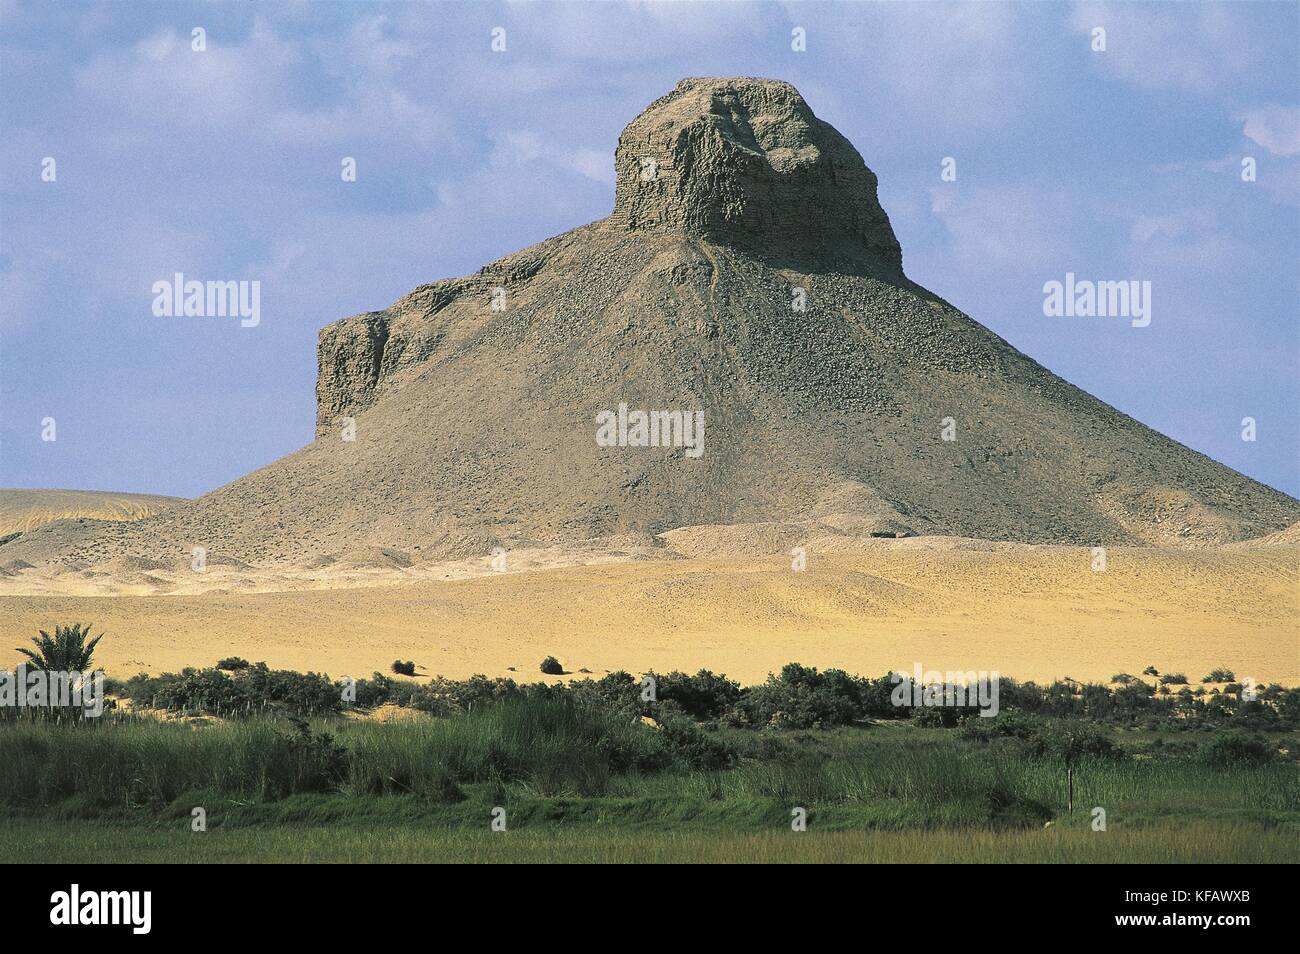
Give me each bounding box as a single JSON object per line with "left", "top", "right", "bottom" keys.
{"left": 2, "top": 76, "right": 1296, "bottom": 578}
{"left": 611, "top": 77, "right": 904, "bottom": 272}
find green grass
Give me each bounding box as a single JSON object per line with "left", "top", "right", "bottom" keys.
{"left": 0, "top": 817, "right": 1290, "bottom": 864}
{"left": 2, "top": 703, "right": 1296, "bottom": 863}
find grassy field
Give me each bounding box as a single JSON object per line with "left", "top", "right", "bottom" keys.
{"left": 2, "top": 817, "right": 1290, "bottom": 863}
{"left": 2, "top": 701, "right": 1296, "bottom": 863}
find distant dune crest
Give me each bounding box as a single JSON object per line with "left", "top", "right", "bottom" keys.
{"left": 0, "top": 489, "right": 182, "bottom": 538}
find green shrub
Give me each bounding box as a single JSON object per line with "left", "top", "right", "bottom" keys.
{"left": 1197, "top": 733, "right": 1277, "bottom": 767}
{"left": 567, "top": 671, "right": 642, "bottom": 719}
{"left": 391, "top": 660, "right": 416, "bottom": 677}
{"left": 284, "top": 718, "right": 350, "bottom": 789}
{"left": 1029, "top": 722, "right": 1125, "bottom": 764}
{"left": 103, "top": 659, "right": 1300, "bottom": 735}
{"left": 735, "top": 664, "right": 871, "bottom": 729}
{"left": 540, "top": 656, "right": 564, "bottom": 675}
{"left": 961, "top": 710, "right": 1047, "bottom": 744}
{"left": 122, "top": 663, "right": 340, "bottom": 716}
{"left": 647, "top": 669, "right": 741, "bottom": 720}
{"left": 658, "top": 719, "right": 736, "bottom": 770}
{"left": 410, "top": 675, "right": 530, "bottom": 716}
{"left": 964, "top": 714, "right": 1123, "bottom": 765}
{"left": 351, "top": 673, "right": 422, "bottom": 708}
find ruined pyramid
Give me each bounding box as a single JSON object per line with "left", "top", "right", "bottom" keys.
{"left": 6, "top": 77, "right": 1297, "bottom": 575}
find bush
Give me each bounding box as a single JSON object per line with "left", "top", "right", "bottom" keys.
{"left": 910, "top": 704, "right": 958, "bottom": 728}
{"left": 539, "top": 656, "right": 564, "bottom": 675}
{"left": 216, "top": 657, "right": 250, "bottom": 672}
{"left": 735, "top": 664, "right": 869, "bottom": 729}
{"left": 106, "top": 659, "right": 1300, "bottom": 735}
{"left": 352, "top": 673, "right": 422, "bottom": 708}
{"left": 657, "top": 719, "right": 737, "bottom": 770}
{"left": 1159, "top": 673, "right": 1188, "bottom": 686}
{"left": 1031, "top": 722, "right": 1124, "bottom": 764}
{"left": 411, "top": 675, "right": 530, "bottom": 716}
{"left": 122, "top": 663, "right": 340, "bottom": 716}
{"left": 1203, "top": 667, "right": 1236, "bottom": 683}
{"left": 284, "top": 718, "right": 350, "bottom": 789}
{"left": 961, "top": 710, "right": 1048, "bottom": 744}
{"left": 966, "top": 714, "right": 1122, "bottom": 765}
{"left": 1198, "top": 733, "right": 1277, "bottom": 767}
{"left": 391, "top": 660, "right": 416, "bottom": 676}
{"left": 567, "top": 672, "right": 642, "bottom": 719}
{"left": 647, "top": 670, "right": 741, "bottom": 720}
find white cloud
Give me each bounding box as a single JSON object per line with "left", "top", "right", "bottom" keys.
{"left": 1239, "top": 105, "right": 1300, "bottom": 157}
{"left": 1151, "top": 155, "right": 1238, "bottom": 175}
{"left": 1130, "top": 214, "right": 1190, "bottom": 244}
{"left": 487, "top": 131, "right": 615, "bottom": 185}
{"left": 803, "top": 1, "right": 1025, "bottom": 127}
{"left": 1123, "top": 209, "right": 1247, "bottom": 274}
{"left": 1069, "top": 2, "right": 1258, "bottom": 94}
{"left": 569, "top": 148, "right": 614, "bottom": 184}
{"left": 73, "top": 17, "right": 453, "bottom": 149}
{"left": 929, "top": 185, "right": 1074, "bottom": 271}
{"left": 489, "top": 131, "right": 546, "bottom": 168}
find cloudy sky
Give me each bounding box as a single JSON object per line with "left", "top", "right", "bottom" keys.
{"left": 2, "top": 0, "right": 1297, "bottom": 498}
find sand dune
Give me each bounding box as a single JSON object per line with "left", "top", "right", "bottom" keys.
{"left": 3, "top": 545, "right": 1294, "bottom": 686}
{"left": 1231, "top": 520, "right": 1300, "bottom": 548}
{"left": 0, "top": 488, "right": 183, "bottom": 538}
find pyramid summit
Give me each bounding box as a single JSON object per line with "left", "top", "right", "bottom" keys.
{"left": 611, "top": 77, "right": 904, "bottom": 273}
{"left": 4, "top": 78, "right": 1297, "bottom": 580}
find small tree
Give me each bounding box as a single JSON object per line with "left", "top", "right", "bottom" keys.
{"left": 1035, "top": 723, "right": 1120, "bottom": 813}
{"left": 540, "top": 656, "right": 564, "bottom": 675}
{"left": 16, "top": 623, "right": 103, "bottom": 671}
{"left": 13, "top": 623, "right": 105, "bottom": 721}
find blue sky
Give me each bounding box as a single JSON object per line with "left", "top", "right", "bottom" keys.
{"left": 2, "top": 0, "right": 1297, "bottom": 498}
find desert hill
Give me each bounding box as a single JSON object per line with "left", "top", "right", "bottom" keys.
{"left": 0, "top": 488, "right": 182, "bottom": 539}
{"left": 1231, "top": 520, "right": 1300, "bottom": 548}
{"left": 1, "top": 77, "right": 1296, "bottom": 581}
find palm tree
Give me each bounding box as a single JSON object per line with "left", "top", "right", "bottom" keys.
{"left": 16, "top": 623, "right": 103, "bottom": 671}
